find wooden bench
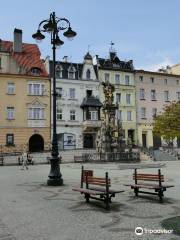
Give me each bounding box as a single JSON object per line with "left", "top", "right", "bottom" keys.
{"left": 0, "top": 156, "right": 4, "bottom": 166}
{"left": 124, "top": 169, "right": 174, "bottom": 202}
{"left": 72, "top": 166, "right": 124, "bottom": 210}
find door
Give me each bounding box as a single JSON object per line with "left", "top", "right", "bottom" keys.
{"left": 29, "top": 134, "right": 44, "bottom": 152}
{"left": 83, "top": 134, "right": 94, "bottom": 149}
{"left": 142, "top": 133, "right": 147, "bottom": 148}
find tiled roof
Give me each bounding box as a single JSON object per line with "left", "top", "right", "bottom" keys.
{"left": 0, "top": 40, "right": 48, "bottom": 77}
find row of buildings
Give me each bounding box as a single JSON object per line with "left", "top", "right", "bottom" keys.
{"left": 0, "top": 29, "right": 180, "bottom": 153}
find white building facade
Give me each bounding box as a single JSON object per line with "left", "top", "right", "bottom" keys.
{"left": 48, "top": 53, "right": 102, "bottom": 150}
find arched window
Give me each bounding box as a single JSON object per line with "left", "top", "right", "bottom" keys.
{"left": 86, "top": 69, "right": 91, "bottom": 79}
{"left": 68, "top": 66, "right": 76, "bottom": 79}
{"left": 56, "top": 65, "right": 63, "bottom": 78}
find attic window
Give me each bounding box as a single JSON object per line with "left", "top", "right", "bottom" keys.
{"left": 56, "top": 65, "right": 63, "bottom": 78}
{"left": 31, "top": 67, "right": 41, "bottom": 76}
{"left": 68, "top": 66, "right": 76, "bottom": 79}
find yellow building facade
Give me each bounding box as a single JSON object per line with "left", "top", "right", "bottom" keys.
{"left": 0, "top": 29, "right": 50, "bottom": 152}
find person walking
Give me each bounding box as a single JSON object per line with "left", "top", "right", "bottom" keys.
{"left": 21, "top": 151, "right": 28, "bottom": 170}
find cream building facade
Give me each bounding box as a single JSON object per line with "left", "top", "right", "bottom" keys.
{"left": 0, "top": 29, "right": 50, "bottom": 152}
{"left": 97, "top": 51, "right": 137, "bottom": 145}
{"left": 135, "top": 70, "right": 180, "bottom": 148}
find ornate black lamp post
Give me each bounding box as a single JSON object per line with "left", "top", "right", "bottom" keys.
{"left": 32, "top": 12, "right": 76, "bottom": 186}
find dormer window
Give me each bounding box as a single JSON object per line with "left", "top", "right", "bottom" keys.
{"left": 86, "top": 69, "right": 91, "bottom": 80}
{"left": 31, "top": 67, "right": 41, "bottom": 76}
{"left": 56, "top": 65, "right": 63, "bottom": 78}
{"left": 68, "top": 65, "right": 76, "bottom": 79}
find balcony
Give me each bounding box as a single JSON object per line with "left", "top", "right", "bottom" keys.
{"left": 83, "top": 120, "right": 101, "bottom": 130}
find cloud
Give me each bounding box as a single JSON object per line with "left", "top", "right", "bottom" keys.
{"left": 137, "top": 57, "right": 174, "bottom": 71}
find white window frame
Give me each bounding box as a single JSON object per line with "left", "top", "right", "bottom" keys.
{"left": 140, "top": 89, "right": 145, "bottom": 99}
{"left": 127, "top": 111, "right": 132, "bottom": 121}
{"left": 115, "top": 74, "right": 120, "bottom": 84}
{"left": 7, "top": 83, "right": 15, "bottom": 94}
{"left": 28, "top": 108, "right": 45, "bottom": 120}
{"left": 69, "top": 88, "right": 75, "bottom": 99}
{"left": 90, "top": 111, "right": 98, "bottom": 120}
{"left": 7, "top": 107, "right": 14, "bottom": 119}
{"left": 125, "top": 75, "right": 130, "bottom": 85}
{"left": 57, "top": 108, "right": 62, "bottom": 120}
{"left": 28, "top": 83, "right": 45, "bottom": 96}
{"left": 164, "top": 91, "right": 169, "bottom": 101}
{"left": 126, "top": 94, "right": 131, "bottom": 104}
{"left": 70, "top": 110, "right": 76, "bottom": 121}
{"left": 104, "top": 73, "right": 110, "bottom": 82}
{"left": 141, "top": 107, "right": 146, "bottom": 119}
{"left": 151, "top": 89, "right": 156, "bottom": 100}
{"left": 116, "top": 93, "right": 121, "bottom": 103}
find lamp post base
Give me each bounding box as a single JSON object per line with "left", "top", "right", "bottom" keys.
{"left": 47, "top": 157, "right": 63, "bottom": 186}
{"left": 47, "top": 178, "right": 63, "bottom": 186}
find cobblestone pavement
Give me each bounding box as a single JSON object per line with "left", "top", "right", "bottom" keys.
{"left": 0, "top": 161, "right": 179, "bottom": 240}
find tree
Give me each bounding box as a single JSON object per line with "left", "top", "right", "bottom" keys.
{"left": 153, "top": 101, "right": 180, "bottom": 145}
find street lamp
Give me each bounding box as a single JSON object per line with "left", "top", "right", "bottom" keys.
{"left": 32, "top": 12, "right": 76, "bottom": 186}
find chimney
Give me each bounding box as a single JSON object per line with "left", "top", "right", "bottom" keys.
{"left": 63, "top": 56, "right": 68, "bottom": 62}
{"left": 13, "top": 28, "right": 22, "bottom": 53}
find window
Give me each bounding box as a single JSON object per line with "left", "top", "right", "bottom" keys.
{"left": 126, "top": 94, "right": 131, "bottom": 104}
{"left": 177, "top": 80, "right": 179, "bottom": 85}
{"left": 31, "top": 67, "right": 41, "bottom": 76}
{"left": 140, "top": 89, "right": 145, "bottom": 99}
{"left": 57, "top": 108, "right": 62, "bottom": 120}
{"left": 116, "top": 93, "right": 121, "bottom": 103}
{"left": 70, "top": 110, "right": 76, "bottom": 120}
{"left": 7, "top": 83, "right": 15, "bottom": 94}
{"left": 177, "top": 92, "right": 180, "bottom": 100}
{"left": 164, "top": 79, "right": 167, "bottom": 85}
{"left": 141, "top": 107, "right": 146, "bottom": 119}
{"left": 150, "top": 77, "right": 154, "bottom": 83}
{"left": 90, "top": 111, "right": 98, "bottom": 120}
{"left": 86, "top": 90, "right": 92, "bottom": 97}
{"left": 6, "top": 134, "right": 14, "bottom": 146}
{"left": 0, "top": 57, "right": 1, "bottom": 69}
{"left": 117, "top": 110, "right": 122, "bottom": 120}
{"left": 152, "top": 108, "right": 157, "bottom": 119}
{"left": 127, "top": 111, "right": 132, "bottom": 121}
{"left": 86, "top": 69, "right": 91, "bottom": 79}
{"left": 69, "top": 88, "right": 75, "bottom": 99}
{"left": 56, "top": 88, "right": 62, "bottom": 97}
{"left": 28, "top": 83, "right": 44, "bottom": 95}
{"left": 125, "top": 75, "right": 130, "bottom": 85}
{"left": 67, "top": 136, "right": 73, "bottom": 144}
{"left": 115, "top": 74, "right": 120, "bottom": 84}
{"left": 68, "top": 66, "right": 75, "bottom": 79}
{"left": 7, "top": 107, "right": 14, "bottom": 119}
{"left": 56, "top": 66, "right": 63, "bottom": 78}
{"left": 104, "top": 73, "right": 110, "bottom": 82}
{"left": 151, "top": 89, "right": 156, "bottom": 100}
{"left": 164, "top": 91, "right": 169, "bottom": 101}
{"left": 139, "top": 76, "right": 143, "bottom": 82}
{"left": 28, "top": 108, "right": 45, "bottom": 119}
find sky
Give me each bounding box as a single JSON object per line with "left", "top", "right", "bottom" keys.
{"left": 0, "top": 0, "right": 180, "bottom": 70}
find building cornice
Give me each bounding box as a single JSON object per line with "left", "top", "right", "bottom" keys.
{"left": 0, "top": 72, "right": 49, "bottom": 80}
{"left": 135, "top": 70, "right": 180, "bottom": 78}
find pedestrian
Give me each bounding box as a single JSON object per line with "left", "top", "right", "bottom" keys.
{"left": 21, "top": 151, "right": 28, "bottom": 170}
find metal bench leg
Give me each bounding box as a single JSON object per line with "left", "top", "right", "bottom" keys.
{"left": 134, "top": 187, "right": 139, "bottom": 197}
{"left": 158, "top": 190, "right": 164, "bottom": 203}
{"left": 105, "top": 197, "right": 110, "bottom": 210}
{"left": 85, "top": 193, "right": 90, "bottom": 203}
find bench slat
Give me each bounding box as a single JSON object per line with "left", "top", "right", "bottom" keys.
{"left": 124, "top": 183, "right": 174, "bottom": 189}
{"left": 72, "top": 188, "right": 105, "bottom": 195}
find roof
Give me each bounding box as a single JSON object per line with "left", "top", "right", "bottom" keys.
{"left": 49, "top": 60, "right": 98, "bottom": 80}
{"left": 0, "top": 40, "right": 48, "bottom": 77}
{"left": 81, "top": 96, "right": 102, "bottom": 108}
{"left": 135, "top": 69, "right": 180, "bottom": 78}
{"left": 98, "top": 52, "right": 134, "bottom": 71}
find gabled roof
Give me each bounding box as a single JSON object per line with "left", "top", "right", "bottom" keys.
{"left": 0, "top": 40, "right": 48, "bottom": 77}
